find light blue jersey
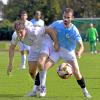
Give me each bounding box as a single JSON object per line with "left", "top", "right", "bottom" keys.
{"left": 49, "top": 20, "right": 82, "bottom": 51}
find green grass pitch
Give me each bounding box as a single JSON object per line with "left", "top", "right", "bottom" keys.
{"left": 0, "top": 51, "right": 100, "bottom": 100}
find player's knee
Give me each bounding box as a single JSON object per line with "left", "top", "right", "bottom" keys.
{"left": 38, "top": 62, "right": 44, "bottom": 71}
{"left": 44, "top": 62, "right": 54, "bottom": 70}
{"left": 30, "top": 72, "right": 36, "bottom": 79}
{"left": 74, "top": 71, "right": 82, "bottom": 80}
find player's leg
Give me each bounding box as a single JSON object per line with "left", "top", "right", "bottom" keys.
{"left": 38, "top": 53, "right": 48, "bottom": 70}
{"left": 20, "top": 50, "right": 26, "bottom": 69}
{"left": 38, "top": 51, "right": 59, "bottom": 97}
{"left": 60, "top": 48, "right": 91, "bottom": 98}
{"left": 44, "top": 58, "right": 55, "bottom": 70}
{"left": 28, "top": 61, "right": 38, "bottom": 79}
{"left": 22, "top": 44, "right": 30, "bottom": 68}
{"left": 36, "top": 43, "right": 51, "bottom": 97}
{"left": 25, "top": 61, "right": 39, "bottom": 97}
{"left": 37, "top": 47, "right": 59, "bottom": 97}
{"left": 90, "top": 41, "right": 93, "bottom": 54}
{"left": 38, "top": 58, "right": 55, "bottom": 97}
{"left": 37, "top": 53, "right": 48, "bottom": 97}
{"left": 34, "top": 72, "right": 40, "bottom": 91}
{"left": 67, "top": 60, "right": 92, "bottom": 98}
{"left": 25, "top": 50, "right": 40, "bottom": 97}
{"left": 93, "top": 41, "right": 97, "bottom": 53}
{"left": 18, "top": 42, "right": 26, "bottom": 69}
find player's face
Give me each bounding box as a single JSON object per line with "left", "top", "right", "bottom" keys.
{"left": 63, "top": 12, "right": 73, "bottom": 26}
{"left": 20, "top": 14, "right": 28, "bottom": 21}
{"left": 35, "top": 12, "right": 41, "bottom": 20}
{"left": 16, "top": 29, "right": 26, "bottom": 40}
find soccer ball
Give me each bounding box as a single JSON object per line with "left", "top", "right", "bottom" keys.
{"left": 57, "top": 63, "right": 73, "bottom": 79}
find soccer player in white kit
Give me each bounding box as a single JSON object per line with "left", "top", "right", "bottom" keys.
{"left": 38, "top": 8, "right": 92, "bottom": 98}
{"left": 16, "top": 11, "right": 33, "bottom": 69}
{"left": 27, "top": 11, "right": 54, "bottom": 97}
{"left": 7, "top": 20, "right": 59, "bottom": 96}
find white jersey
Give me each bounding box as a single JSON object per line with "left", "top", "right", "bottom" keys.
{"left": 25, "top": 20, "right": 33, "bottom": 27}
{"left": 11, "top": 26, "right": 45, "bottom": 51}
{"left": 30, "top": 19, "right": 53, "bottom": 47}
{"left": 12, "top": 20, "right": 33, "bottom": 51}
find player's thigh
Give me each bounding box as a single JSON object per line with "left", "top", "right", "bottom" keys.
{"left": 45, "top": 58, "right": 55, "bottom": 70}
{"left": 67, "top": 60, "right": 82, "bottom": 80}
{"left": 38, "top": 53, "right": 48, "bottom": 66}
{"left": 26, "top": 50, "right": 29, "bottom": 54}
{"left": 20, "top": 50, "right": 25, "bottom": 55}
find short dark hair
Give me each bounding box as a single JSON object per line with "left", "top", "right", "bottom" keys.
{"left": 34, "top": 10, "right": 41, "bottom": 15}
{"left": 14, "top": 20, "right": 25, "bottom": 31}
{"left": 64, "top": 8, "right": 74, "bottom": 15}
{"left": 19, "top": 10, "right": 27, "bottom": 17}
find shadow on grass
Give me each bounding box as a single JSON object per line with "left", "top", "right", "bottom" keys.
{"left": 85, "top": 77, "right": 100, "bottom": 79}
{"left": 0, "top": 94, "right": 84, "bottom": 99}
{"left": 0, "top": 94, "right": 23, "bottom": 98}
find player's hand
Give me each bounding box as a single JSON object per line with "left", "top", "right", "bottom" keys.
{"left": 97, "top": 37, "right": 99, "bottom": 41}
{"left": 7, "top": 65, "right": 13, "bottom": 76}
{"left": 76, "top": 51, "right": 81, "bottom": 58}
{"left": 54, "top": 42, "right": 59, "bottom": 51}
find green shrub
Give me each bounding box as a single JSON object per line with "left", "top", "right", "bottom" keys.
{"left": 0, "top": 19, "right": 14, "bottom": 40}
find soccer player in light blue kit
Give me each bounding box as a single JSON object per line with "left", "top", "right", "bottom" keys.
{"left": 40, "top": 8, "right": 92, "bottom": 98}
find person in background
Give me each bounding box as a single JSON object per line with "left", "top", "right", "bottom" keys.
{"left": 30, "top": 11, "right": 44, "bottom": 27}
{"left": 87, "top": 23, "right": 98, "bottom": 54}
{"left": 15, "top": 10, "right": 33, "bottom": 69}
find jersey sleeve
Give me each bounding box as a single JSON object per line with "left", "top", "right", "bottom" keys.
{"left": 11, "top": 31, "right": 19, "bottom": 45}
{"left": 25, "top": 21, "right": 33, "bottom": 29}
{"left": 49, "top": 21, "right": 57, "bottom": 29}
{"left": 73, "top": 27, "right": 82, "bottom": 43}
{"left": 34, "top": 26, "right": 45, "bottom": 35}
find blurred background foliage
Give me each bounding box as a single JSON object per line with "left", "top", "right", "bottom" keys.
{"left": 0, "top": 0, "right": 100, "bottom": 40}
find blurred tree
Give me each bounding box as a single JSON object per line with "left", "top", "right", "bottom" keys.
{"left": 4, "top": 0, "right": 48, "bottom": 21}
{"left": 43, "top": 0, "right": 61, "bottom": 25}
{"left": 3, "top": 0, "right": 100, "bottom": 22}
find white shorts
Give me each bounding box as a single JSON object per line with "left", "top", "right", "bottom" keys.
{"left": 18, "top": 42, "right": 30, "bottom": 51}
{"left": 28, "top": 49, "right": 40, "bottom": 61}
{"left": 40, "top": 41, "right": 54, "bottom": 56}
{"left": 28, "top": 41, "right": 54, "bottom": 61}
{"left": 50, "top": 47, "right": 77, "bottom": 63}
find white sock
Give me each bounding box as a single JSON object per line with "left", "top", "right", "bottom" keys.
{"left": 21, "top": 54, "right": 26, "bottom": 66}
{"left": 82, "top": 87, "right": 88, "bottom": 93}
{"left": 33, "top": 85, "right": 37, "bottom": 92}
{"left": 39, "top": 70, "right": 47, "bottom": 87}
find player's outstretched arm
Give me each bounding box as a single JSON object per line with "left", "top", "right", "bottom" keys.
{"left": 76, "top": 41, "right": 84, "bottom": 58}
{"left": 45, "top": 27, "right": 59, "bottom": 51}
{"left": 7, "top": 44, "right": 16, "bottom": 75}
